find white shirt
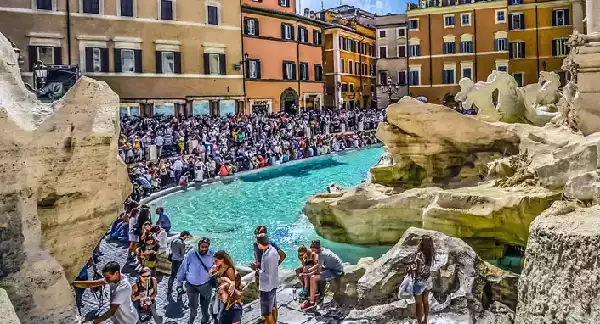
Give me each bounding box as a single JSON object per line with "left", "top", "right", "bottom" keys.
{"left": 108, "top": 276, "right": 138, "bottom": 324}
{"left": 173, "top": 160, "right": 183, "bottom": 171}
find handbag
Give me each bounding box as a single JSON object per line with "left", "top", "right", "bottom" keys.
{"left": 195, "top": 252, "right": 218, "bottom": 288}
{"left": 398, "top": 273, "right": 414, "bottom": 299}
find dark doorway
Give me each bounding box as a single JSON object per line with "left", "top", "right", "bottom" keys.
{"left": 280, "top": 88, "right": 298, "bottom": 115}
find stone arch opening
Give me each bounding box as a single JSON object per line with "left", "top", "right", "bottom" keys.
{"left": 280, "top": 87, "right": 299, "bottom": 115}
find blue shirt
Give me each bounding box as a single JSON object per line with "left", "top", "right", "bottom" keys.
{"left": 157, "top": 212, "right": 171, "bottom": 229}
{"left": 253, "top": 241, "right": 279, "bottom": 267}
{"left": 259, "top": 245, "right": 280, "bottom": 292}
{"left": 177, "top": 249, "right": 215, "bottom": 285}
{"left": 137, "top": 176, "right": 152, "bottom": 188}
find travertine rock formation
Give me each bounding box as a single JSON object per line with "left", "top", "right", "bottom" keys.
{"left": 0, "top": 289, "right": 21, "bottom": 324}
{"left": 516, "top": 202, "right": 600, "bottom": 323}
{"left": 372, "top": 97, "right": 519, "bottom": 187}
{"left": 0, "top": 32, "right": 130, "bottom": 323}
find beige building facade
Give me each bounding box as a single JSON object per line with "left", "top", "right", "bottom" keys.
{"left": 0, "top": 0, "right": 244, "bottom": 117}
{"left": 375, "top": 14, "right": 408, "bottom": 109}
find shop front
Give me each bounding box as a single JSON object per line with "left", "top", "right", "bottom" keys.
{"left": 302, "top": 93, "right": 323, "bottom": 110}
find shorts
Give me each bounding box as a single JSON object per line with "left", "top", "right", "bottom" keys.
{"left": 259, "top": 288, "right": 277, "bottom": 317}
{"left": 413, "top": 279, "right": 428, "bottom": 296}
{"left": 321, "top": 269, "right": 343, "bottom": 281}
{"left": 128, "top": 233, "right": 139, "bottom": 242}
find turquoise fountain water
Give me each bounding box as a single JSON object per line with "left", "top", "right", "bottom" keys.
{"left": 150, "top": 147, "right": 390, "bottom": 269}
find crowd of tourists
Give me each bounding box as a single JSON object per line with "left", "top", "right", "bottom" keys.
{"left": 119, "top": 109, "right": 384, "bottom": 198}
{"left": 74, "top": 195, "right": 435, "bottom": 324}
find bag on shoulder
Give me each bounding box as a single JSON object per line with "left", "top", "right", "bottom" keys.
{"left": 398, "top": 273, "right": 414, "bottom": 299}
{"left": 195, "top": 252, "right": 218, "bottom": 288}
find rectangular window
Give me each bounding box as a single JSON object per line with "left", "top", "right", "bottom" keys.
{"left": 379, "top": 46, "right": 387, "bottom": 58}
{"left": 313, "top": 30, "right": 322, "bottom": 46}
{"left": 398, "top": 45, "right": 406, "bottom": 58}
{"left": 121, "top": 49, "right": 135, "bottom": 72}
{"left": 509, "top": 41, "right": 525, "bottom": 59}
{"left": 362, "top": 63, "right": 367, "bottom": 76}
{"left": 37, "top": 46, "right": 55, "bottom": 65}
{"left": 244, "top": 18, "right": 258, "bottom": 36}
{"left": 283, "top": 62, "right": 296, "bottom": 80}
{"left": 510, "top": 13, "right": 524, "bottom": 30}
{"left": 461, "top": 13, "right": 471, "bottom": 26}
{"left": 380, "top": 71, "right": 388, "bottom": 85}
{"left": 348, "top": 60, "right": 353, "bottom": 74}
{"left": 282, "top": 24, "right": 294, "bottom": 40}
{"left": 298, "top": 27, "right": 308, "bottom": 43}
{"left": 495, "top": 38, "right": 508, "bottom": 51}
{"left": 553, "top": 9, "right": 569, "bottom": 26}
{"left": 339, "top": 36, "right": 345, "bottom": 50}
{"left": 279, "top": 0, "right": 289, "bottom": 7}
{"left": 397, "top": 28, "right": 406, "bottom": 37}
{"left": 443, "top": 42, "right": 456, "bottom": 54}
{"left": 208, "top": 6, "right": 219, "bottom": 25}
{"left": 409, "top": 70, "right": 419, "bottom": 86}
{"left": 340, "top": 59, "right": 345, "bottom": 73}
{"left": 497, "top": 65, "right": 508, "bottom": 72}
{"left": 160, "top": 0, "right": 173, "bottom": 20}
{"left": 349, "top": 83, "right": 355, "bottom": 93}
{"left": 341, "top": 83, "right": 348, "bottom": 92}
{"left": 91, "top": 48, "right": 101, "bottom": 72}
{"left": 247, "top": 59, "right": 261, "bottom": 79}
{"left": 209, "top": 53, "right": 221, "bottom": 74}
{"left": 371, "top": 64, "right": 376, "bottom": 76}
{"left": 442, "top": 68, "right": 455, "bottom": 84}
{"left": 462, "top": 67, "right": 472, "bottom": 79}
{"left": 510, "top": 0, "right": 523, "bottom": 4}
{"left": 379, "top": 30, "right": 387, "bottom": 38}
{"left": 82, "top": 0, "right": 100, "bottom": 14}
{"left": 552, "top": 39, "right": 570, "bottom": 56}
{"left": 496, "top": 9, "right": 506, "bottom": 23}
{"left": 409, "top": 45, "right": 420, "bottom": 57}
{"left": 161, "top": 52, "right": 175, "bottom": 74}
{"left": 120, "top": 0, "right": 134, "bottom": 16}
{"left": 409, "top": 19, "right": 419, "bottom": 30}
{"left": 513, "top": 73, "right": 524, "bottom": 87}
{"left": 355, "top": 62, "right": 360, "bottom": 75}
{"left": 461, "top": 41, "right": 473, "bottom": 53}
{"left": 314, "top": 64, "right": 323, "bottom": 81}
{"left": 299, "top": 62, "right": 309, "bottom": 80}
{"left": 399, "top": 71, "right": 407, "bottom": 85}
{"left": 444, "top": 15, "right": 455, "bottom": 28}
{"left": 36, "top": 0, "right": 53, "bottom": 10}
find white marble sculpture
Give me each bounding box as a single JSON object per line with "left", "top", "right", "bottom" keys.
{"left": 455, "top": 70, "right": 561, "bottom": 126}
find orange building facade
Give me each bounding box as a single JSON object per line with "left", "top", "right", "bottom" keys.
{"left": 242, "top": 0, "right": 325, "bottom": 114}
{"left": 322, "top": 18, "right": 377, "bottom": 109}
{"left": 406, "top": 0, "right": 584, "bottom": 104}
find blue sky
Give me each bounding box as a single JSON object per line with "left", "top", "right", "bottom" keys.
{"left": 298, "top": 0, "right": 408, "bottom": 15}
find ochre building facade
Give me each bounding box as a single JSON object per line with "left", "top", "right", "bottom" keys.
{"left": 406, "top": 0, "right": 584, "bottom": 104}
{"left": 0, "top": 0, "right": 244, "bottom": 117}
{"left": 242, "top": 0, "right": 325, "bottom": 114}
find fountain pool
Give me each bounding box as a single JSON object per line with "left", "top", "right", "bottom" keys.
{"left": 150, "top": 147, "right": 390, "bottom": 269}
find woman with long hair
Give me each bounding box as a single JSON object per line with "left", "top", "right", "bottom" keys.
{"left": 218, "top": 273, "right": 243, "bottom": 324}
{"left": 210, "top": 250, "right": 237, "bottom": 323}
{"left": 131, "top": 267, "right": 163, "bottom": 323}
{"left": 409, "top": 235, "right": 435, "bottom": 324}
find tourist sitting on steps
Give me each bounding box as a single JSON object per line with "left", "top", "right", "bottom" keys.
{"left": 297, "top": 246, "right": 319, "bottom": 300}
{"left": 300, "top": 240, "right": 344, "bottom": 311}
{"left": 155, "top": 207, "right": 171, "bottom": 233}
{"left": 132, "top": 267, "right": 163, "bottom": 324}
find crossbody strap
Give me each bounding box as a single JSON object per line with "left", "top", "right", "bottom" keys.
{"left": 194, "top": 252, "right": 211, "bottom": 274}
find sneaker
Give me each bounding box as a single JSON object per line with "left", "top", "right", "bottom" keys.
{"left": 300, "top": 301, "right": 316, "bottom": 311}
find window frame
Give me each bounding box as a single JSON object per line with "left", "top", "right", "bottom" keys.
{"left": 247, "top": 59, "right": 260, "bottom": 79}
{"left": 283, "top": 61, "right": 296, "bottom": 80}
{"left": 495, "top": 37, "right": 508, "bottom": 51}
{"left": 161, "top": 51, "right": 175, "bottom": 74}
{"left": 495, "top": 9, "right": 507, "bottom": 24}
{"left": 91, "top": 47, "right": 102, "bottom": 72}
{"left": 461, "top": 13, "right": 472, "bottom": 26}
{"left": 513, "top": 72, "right": 524, "bottom": 87}
{"left": 299, "top": 62, "right": 309, "bottom": 81}
{"left": 408, "top": 44, "right": 420, "bottom": 57}
{"left": 397, "top": 27, "right": 406, "bottom": 38}
{"left": 313, "top": 30, "right": 322, "bottom": 46}
{"left": 461, "top": 41, "right": 473, "bottom": 53}
{"left": 244, "top": 17, "right": 258, "bottom": 36}
{"left": 378, "top": 46, "right": 388, "bottom": 59}
{"left": 80, "top": 0, "right": 103, "bottom": 14}
{"left": 279, "top": 0, "right": 290, "bottom": 8}
{"left": 207, "top": 3, "right": 220, "bottom": 25}
{"left": 409, "top": 19, "right": 419, "bottom": 31}
{"left": 408, "top": 66, "right": 421, "bottom": 86}
{"left": 509, "top": 41, "right": 525, "bottom": 59}
{"left": 282, "top": 23, "right": 294, "bottom": 40}
{"left": 553, "top": 38, "right": 569, "bottom": 56}
{"left": 314, "top": 64, "right": 323, "bottom": 81}
{"left": 37, "top": 46, "right": 55, "bottom": 65}
{"left": 121, "top": 49, "right": 136, "bottom": 73}
{"left": 444, "top": 14, "right": 455, "bottom": 28}
{"left": 379, "top": 30, "right": 387, "bottom": 38}
{"left": 442, "top": 65, "right": 456, "bottom": 85}
{"left": 511, "top": 13, "right": 524, "bottom": 30}
{"left": 443, "top": 41, "right": 456, "bottom": 54}
{"left": 118, "top": 0, "right": 135, "bottom": 17}
{"left": 553, "top": 9, "right": 568, "bottom": 26}
{"left": 34, "top": 0, "right": 56, "bottom": 10}
{"left": 397, "top": 45, "right": 406, "bottom": 58}
{"left": 298, "top": 26, "right": 309, "bottom": 43}
{"left": 159, "top": 0, "right": 175, "bottom": 21}
{"left": 207, "top": 52, "right": 221, "bottom": 75}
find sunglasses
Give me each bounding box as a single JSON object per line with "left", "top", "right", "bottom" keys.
{"left": 141, "top": 274, "right": 151, "bottom": 278}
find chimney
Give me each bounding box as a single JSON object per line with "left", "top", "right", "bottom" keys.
{"left": 304, "top": 8, "right": 310, "bottom": 16}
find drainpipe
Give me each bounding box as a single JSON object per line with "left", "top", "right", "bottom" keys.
{"left": 66, "top": 0, "right": 72, "bottom": 65}
{"left": 535, "top": 5, "right": 540, "bottom": 76}
{"left": 359, "top": 35, "right": 364, "bottom": 109}
{"left": 297, "top": 20, "right": 301, "bottom": 112}
{"left": 428, "top": 14, "right": 432, "bottom": 87}
{"left": 473, "top": 9, "right": 477, "bottom": 81}
{"left": 240, "top": 4, "right": 247, "bottom": 114}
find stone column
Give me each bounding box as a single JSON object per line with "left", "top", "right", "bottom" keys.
{"left": 586, "top": 0, "right": 600, "bottom": 37}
